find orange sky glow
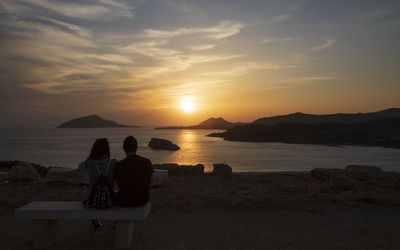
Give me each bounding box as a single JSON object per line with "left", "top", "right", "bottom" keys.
{"left": 0, "top": 0, "right": 399, "bottom": 127}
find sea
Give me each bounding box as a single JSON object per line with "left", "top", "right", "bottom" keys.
{"left": 0, "top": 127, "right": 399, "bottom": 172}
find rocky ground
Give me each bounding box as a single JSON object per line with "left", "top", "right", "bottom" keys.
{"left": 1, "top": 169, "right": 400, "bottom": 249}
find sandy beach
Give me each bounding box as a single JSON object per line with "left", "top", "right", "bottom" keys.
{"left": 1, "top": 172, "right": 400, "bottom": 250}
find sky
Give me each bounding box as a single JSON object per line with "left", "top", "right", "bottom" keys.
{"left": 0, "top": 0, "right": 399, "bottom": 127}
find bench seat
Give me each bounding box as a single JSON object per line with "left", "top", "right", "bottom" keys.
{"left": 15, "top": 201, "right": 151, "bottom": 249}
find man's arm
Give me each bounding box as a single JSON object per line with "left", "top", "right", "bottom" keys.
{"left": 113, "top": 162, "right": 119, "bottom": 193}
{"left": 146, "top": 159, "right": 153, "bottom": 186}
{"left": 148, "top": 159, "right": 154, "bottom": 174}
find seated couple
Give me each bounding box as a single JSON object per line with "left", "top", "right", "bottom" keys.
{"left": 80, "top": 135, "right": 153, "bottom": 209}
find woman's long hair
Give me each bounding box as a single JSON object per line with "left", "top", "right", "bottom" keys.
{"left": 87, "top": 138, "right": 110, "bottom": 160}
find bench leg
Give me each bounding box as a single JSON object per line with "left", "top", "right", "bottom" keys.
{"left": 33, "top": 220, "right": 58, "bottom": 249}
{"left": 115, "top": 220, "right": 134, "bottom": 249}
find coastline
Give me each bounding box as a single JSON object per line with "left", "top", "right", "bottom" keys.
{"left": 207, "top": 134, "right": 400, "bottom": 149}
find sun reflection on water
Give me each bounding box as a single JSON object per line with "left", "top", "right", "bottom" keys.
{"left": 180, "top": 129, "right": 195, "bottom": 142}
{"left": 167, "top": 129, "right": 205, "bottom": 167}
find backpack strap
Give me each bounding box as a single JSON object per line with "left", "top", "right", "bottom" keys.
{"left": 104, "top": 160, "right": 112, "bottom": 176}
{"left": 94, "top": 160, "right": 112, "bottom": 176}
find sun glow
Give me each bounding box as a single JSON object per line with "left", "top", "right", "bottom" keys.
{"left": 180, "top": 97, "right": 195, "bottom": 113}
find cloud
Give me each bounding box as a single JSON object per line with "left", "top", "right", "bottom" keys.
{"left": 28, "top": 0, "right": 109, "bottom": 19}
{"left": 274, "top": 76, "right": 337, "bottom": 88}
{"left": 199, "top": 63, "right": 296, "bottom": 78}
{"left": 119, "top": 20, "right": 247, "bottom": 79}
{"left": 0, "top": 17, "right": 135, "bottom": 95}
{"left": 1, "top": 5, "right": 247, "bottom": 96}
{"left": 27, "top": 0, "right": 134, "bottom": 20}
{"left": 142, "top": 20, "right": 244, "bottom": 40}
{"left": 188, "top": 44, "right": 215, "bottom": 51}
{"left": 282, "top": 76, "right": 336, "bottom": 82}
{"left": 133, "top": 54, "right": 244, "bottom": 79}
{"left": 261, "top": 37, "right": 300, "bottom": 44}
{"left": 121, "top": 40, "right": 177, "bottom": 57}
{"left": 38, "top": 16, "right": 92, "bottom": 38}
{"left": 1, "top": 0, "right": 249, "bottom": 99}
{"left": 310, "top": 38, "right": 336, "bottom": 51}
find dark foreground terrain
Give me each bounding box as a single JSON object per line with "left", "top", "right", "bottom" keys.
{"left": 1, "top": 173, "right": 400, "bottom": 249}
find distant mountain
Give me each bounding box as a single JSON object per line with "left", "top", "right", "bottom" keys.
{"left": 57, "top": 115, "right": 138, "bottom": 128}
{"left": 253, "top": 108, "right": 400, "bottom": 125}
{"left": 156, "top": 117, "right": 245, "bottom": 130}
{"left": 208, "top": 118, "right": 400, "bottom": 148}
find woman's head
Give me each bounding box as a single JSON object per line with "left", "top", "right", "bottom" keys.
{"left": 88, "top": 138, "right": 110, "bottom": 160}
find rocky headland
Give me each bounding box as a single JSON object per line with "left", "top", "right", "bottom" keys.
{"left": 208, "top": 117, "right": 400, "bottom": 148}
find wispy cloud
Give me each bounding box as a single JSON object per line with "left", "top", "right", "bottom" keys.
{"left": 188, "top": 44, "right": 216, "bottom": 51}
{"left": 27, "top": 0, "right": 134, "bottom": 20}
{"left": 282, "top": 76, "right": 336, "bottom": 82}
{"left": 119, "top": 21, "right": 248, "bottom": 79}
{"left": 142, "top": 20, "right": 244, "bottom": 40}
{"left": 261, "top": 37, "right": 300, "bottom": 44}
{"left": 310, "top": 38, "right": 336, "bottom": 51}
{"left": 199, "top": 63, "right": 296, "bottom": 78}
{"left": 38, "top": 16, "right": 92, "bottom": 38}
{"left": 0, "top": 15, "right": 134, "bottom": 95}
{"left": 133, "top": 54, "right": 244, "bottom": 79}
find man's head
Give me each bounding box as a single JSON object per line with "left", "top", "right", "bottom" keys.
{"left": 123, "top": 135, "right": 138, "bottom": 154}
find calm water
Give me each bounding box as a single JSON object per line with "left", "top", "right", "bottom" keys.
{"left": 0, "top": 127, "right": 399, "bottom": 172}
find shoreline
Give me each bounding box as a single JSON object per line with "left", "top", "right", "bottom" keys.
{"left": 2, "top": 161, "right": 400, "bottom": 176}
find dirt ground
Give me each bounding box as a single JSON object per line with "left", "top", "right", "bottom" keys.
{"left": 1, "top": 173, "right": 399, "bottom": 249}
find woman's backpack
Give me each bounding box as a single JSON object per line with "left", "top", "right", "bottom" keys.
{"left": 88, "top": 161, "right": 114, "bottom": 209}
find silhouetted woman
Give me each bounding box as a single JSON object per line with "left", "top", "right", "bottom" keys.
{"left": 79, "top": 138, "right": 117, "bottom": 234}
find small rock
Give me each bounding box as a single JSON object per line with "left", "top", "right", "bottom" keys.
{"left": 194, "top": 164, "right": 204, "bottom": 175}
{"left": 212, "top": 163, "right": 232, "bottom": 177}
{"left": 7, "top": 162, "right": 41, "bottom": 183}
{"left": 148, "top": 138, "right": 180, "bottom": 151}
{"left": 345, "top": 165, "right": 383, "bottom": 174}
{"left": 154, "top": 163, "right": 179, "bottom": 174}
{"left": 153, "top": 163, "right": 205, "bottom": 175}
{"left": 344, "top": 165, "right": 384, "bottom": 181}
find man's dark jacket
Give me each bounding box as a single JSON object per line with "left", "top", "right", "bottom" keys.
{"left": 113, "top": 154, "right": 153, "bottom": 207}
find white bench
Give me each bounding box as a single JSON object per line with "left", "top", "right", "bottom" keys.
{"left": 15, "top": 201, "right": 151, "bottom": 249}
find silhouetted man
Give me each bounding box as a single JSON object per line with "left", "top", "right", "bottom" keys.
{"left": 113, "top": 136, "right": 153, "bottom": 207}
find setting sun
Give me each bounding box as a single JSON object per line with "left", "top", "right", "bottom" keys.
{"left": 180, "top": 98, "right": 195, "bottom": 113}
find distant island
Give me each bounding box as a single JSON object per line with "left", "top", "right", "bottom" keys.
{"left": 155, "top": 117, "right": 245, "bottom": 130}
{"left": 57, "top": 115, "right": 138, "bottom": 128}
{"left": 208, "top": 108, "right": 400, "bottom": 148}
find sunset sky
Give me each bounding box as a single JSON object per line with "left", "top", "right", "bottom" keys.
{"left": 0, "top": 0, "right": 399, "bottom": 127}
